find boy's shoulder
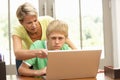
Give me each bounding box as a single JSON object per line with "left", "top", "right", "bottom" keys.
{"left": 61, "top": 44, "right": 71, "bottom": 50}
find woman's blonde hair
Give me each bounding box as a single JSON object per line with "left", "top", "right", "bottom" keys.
{"left": 46, "top": 20, "right": 68, "bottom": 38}
{"left": 16, "top": 2, "right": 38, "bottom": 21}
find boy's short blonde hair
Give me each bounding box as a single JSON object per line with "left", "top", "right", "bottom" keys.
{"left": 46, "top": 20, "right": 68, "bottom": 38}
{"left": 16, "top": 2, "right": 38, "bottom": 21}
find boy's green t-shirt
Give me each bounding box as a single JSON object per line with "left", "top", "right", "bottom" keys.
{"left": 24, "top": 40, "right": 71, "bottom": 70}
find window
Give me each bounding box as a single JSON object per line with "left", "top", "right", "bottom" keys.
{"left": 0, "top": 0, "right": 9, "bottom": 64}
{"left": 55, "top": 0, "right": 80, "bottom": 49}
{"left": 54, "top": 0, "right": 114, "bottom": 69}
{"left": 54, "top": 0, "right": 104, "bottom": 53}
{"left": 10, "top": 0, "right": 39, "bottom": 65}
{"left": 0, "top": 0, "right": 112, "bottom": 74}
{"left": 0, "top": 0, "right": 39, "bottom": 74}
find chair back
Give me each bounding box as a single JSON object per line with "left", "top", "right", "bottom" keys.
{"left": 0, "top": 61, "right": 6, "bottom": 80}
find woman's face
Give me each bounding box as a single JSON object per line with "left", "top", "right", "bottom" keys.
{"left": 47, "top": 32, "right": 66, "bottom": 50}
{"left": 21, "top": 15, "right": 39, "bottom": 34}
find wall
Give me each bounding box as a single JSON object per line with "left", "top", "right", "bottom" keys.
{"left": 111, "top": 0, "right": 120, "bottom": 68}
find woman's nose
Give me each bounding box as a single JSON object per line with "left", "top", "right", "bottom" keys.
{"left": 32, "top": 23, "right": 37, "bottom": 28}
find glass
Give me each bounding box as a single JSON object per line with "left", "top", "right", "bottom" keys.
{"left": 81, "top": 0, "right": 104, "bottom": 50}
{"left": 55, "top": 0, "right": 80, "bottom": 49}
{"left": 81, "top": 0, "right": 104, "bottom": 58}
{"left": 0, "top": 0, "right": 39, "bottom": 65}
{"left": 0, "top": 0, "right": 9, "bottom": 64}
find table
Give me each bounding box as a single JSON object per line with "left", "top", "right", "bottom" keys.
{"left": 6, "top": 73, "right": 120, "bottom": 80}
{"left": 7, "top": 75, "right": 42, "bottom": 80}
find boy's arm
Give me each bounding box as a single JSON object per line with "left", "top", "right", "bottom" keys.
{"left": 18, "top": 62, "right": 46, "bottom": 77}
{"left": 66, "top": 38, "right": 77, "bottom": 50}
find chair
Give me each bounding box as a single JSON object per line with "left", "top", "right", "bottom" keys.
{"left": 16, "top": 59, "right": 33, "bottom": 75}
{"left": 16, "top": 59, "right": 22, "bottom": 75}
{"left": 0, "top": 61, "right": 6, "bottom": 80}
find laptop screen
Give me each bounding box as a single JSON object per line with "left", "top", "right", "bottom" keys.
{"left": 46, "top": 50, "right": 101, "bottom": 80}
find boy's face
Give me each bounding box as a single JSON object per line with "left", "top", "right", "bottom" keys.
{"left": 47, "top": 32, "right": 66, "bottom": 50}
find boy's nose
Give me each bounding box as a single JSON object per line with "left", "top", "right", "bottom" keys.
{"left": 55, "top": 39, "right": 59, "bottom": 43}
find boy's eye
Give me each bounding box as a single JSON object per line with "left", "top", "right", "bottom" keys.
{"left": 58, "top": 37, "right": 64, "bottom": 40}
{"left": 51, "top": 37, "right": 56, "bottom": 40}
{"left": 51, "top": 37, "right": 64, "bottom": 40}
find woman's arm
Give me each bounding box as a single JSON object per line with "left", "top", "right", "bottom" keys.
{"left": 65, "top": 38, "right": 77, "bottom": 50}
{"left": 18, "top": 62, "right": 46, "bottom": 76}
{"left": 12, "top": 35, "right": 47, "bottom": 60}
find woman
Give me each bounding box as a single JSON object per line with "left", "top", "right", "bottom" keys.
{"left": 12, "top": 2, "right": 76, "bottom": 71}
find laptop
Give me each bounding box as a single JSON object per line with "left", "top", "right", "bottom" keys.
{"left": 43, "top": 50, "right": 101, "bottom": 80}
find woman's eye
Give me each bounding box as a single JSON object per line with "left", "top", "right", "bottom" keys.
{"left": 34, "top": 19, "right": 37, "bottom": 22}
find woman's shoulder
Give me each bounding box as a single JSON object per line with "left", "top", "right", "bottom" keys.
{"left": 12, "top": 25, "right": 26, "bottom": 36}
{"left": 13, "top": 25, "right": 25, "bottom": 31}
{"left": 13, "top": 24, "right": 21, "bottom": 27}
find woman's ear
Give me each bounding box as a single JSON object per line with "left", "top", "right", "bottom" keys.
{"left": 19, "top": 20, "right": 23, "bottom": 24}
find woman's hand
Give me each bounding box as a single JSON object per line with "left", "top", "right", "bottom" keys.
{"left": 35, "top": 49, "right": 48, "bottom": 58}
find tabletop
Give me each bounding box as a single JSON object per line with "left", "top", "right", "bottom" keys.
{"left": 6, "top": 72, "right": 119, "bottom": 80}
